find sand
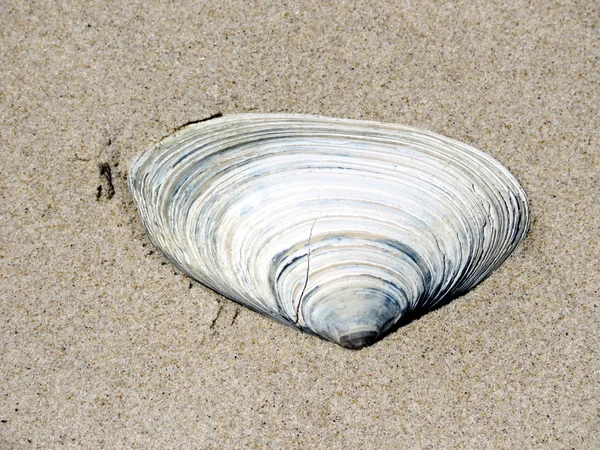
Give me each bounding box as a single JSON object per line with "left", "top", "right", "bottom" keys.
{"left": 1, "top": 0, "right": 598, "bottom": 448}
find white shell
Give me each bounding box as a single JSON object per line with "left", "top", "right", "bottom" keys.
{"left": 129, "top": 114, "right": 529, "bottom": 349}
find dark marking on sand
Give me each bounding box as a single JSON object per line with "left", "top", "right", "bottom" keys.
{"left": 231, "top": 308, "right": 240, "bottom": 326}
{"left": 174, "top": 112, "right": 223, "bottom": 132}
{"left": 98, "top": 162, "right": 115, "bottom": 200}
{"left": 160, "top": 112, "right": 224, "bottom": 144}
{"left": 210, "top": 305, "right": 224, "bottom": 329}
{"left": 74, "top": 154, "right": 91, "bottom": 162}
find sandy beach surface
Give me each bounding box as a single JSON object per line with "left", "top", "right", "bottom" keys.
{"left": 1, "top": 0, "right": 598, "bottom": 448}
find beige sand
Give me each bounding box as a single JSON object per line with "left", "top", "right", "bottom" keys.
{"left": 1, "top": 0, "right": 598, "bottom": 448}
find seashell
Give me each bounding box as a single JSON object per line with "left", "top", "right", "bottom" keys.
{"left": 129, "top": 114, "right": 529, "bottom": 349}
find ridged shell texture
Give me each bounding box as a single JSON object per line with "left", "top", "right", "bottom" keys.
{"left": 129, "top": 114, "right": 529, "bottom": 349}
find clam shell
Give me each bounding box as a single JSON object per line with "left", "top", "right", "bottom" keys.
{"left": 129, "top": 114, "right": 529, "bottom": 349}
